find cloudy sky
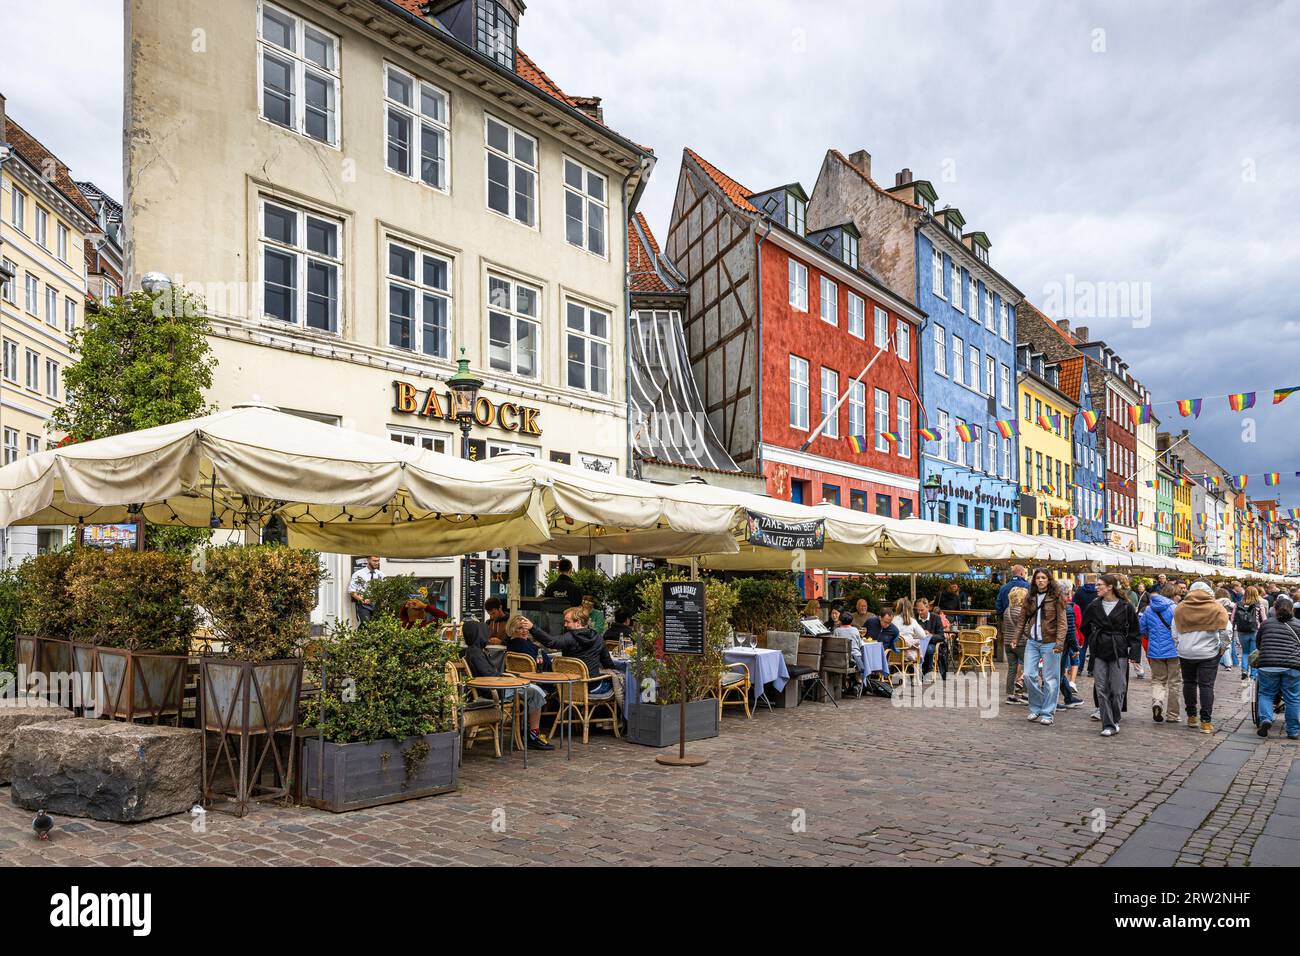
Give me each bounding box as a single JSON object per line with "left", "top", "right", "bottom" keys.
{"left": 4, "top": 0, "right": 1299, "bottom": 512}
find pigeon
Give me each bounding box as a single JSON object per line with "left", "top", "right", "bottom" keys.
{"left": 33, "top": 810, "right": 53, "bottom": 841}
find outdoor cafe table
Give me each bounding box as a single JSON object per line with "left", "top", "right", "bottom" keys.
{"left": 466, "top": 675, "right": 532, "bottom": 769}
{"left": 723, "top": 647, "right": 788, "bottom": 705}
{"left": 515, "top": 670, "right": 578, "bottom": 760}
{"left": 859, "top": 636, "right": 930, "bottom": 676}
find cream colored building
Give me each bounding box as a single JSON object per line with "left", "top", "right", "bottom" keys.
{"left": 1135, "top": 414, "right": 1158, "bottom": 555}
{"left": 0, "top": 98, "right": 97, "bottom": 565}
{"left": 125, "top": 0, "right": 654, "bottom": 623}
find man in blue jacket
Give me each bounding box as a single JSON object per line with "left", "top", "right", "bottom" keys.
{"left": 1139, "top": 588, "right": 1181, "bottom": 723}
{"left": 995, "top": 565, "right": 1029, "bottom": 619}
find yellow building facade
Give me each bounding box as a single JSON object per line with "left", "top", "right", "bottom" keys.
{"left": 1016, "top": 357, "right": 1076, "bottom": 539}
{"left": 1173, "top": 479, "right": 1193, "bottom": 558}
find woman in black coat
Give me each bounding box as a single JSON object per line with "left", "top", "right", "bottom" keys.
{"left": 1081, "top": 573, "right": 1142, "bottom": 736}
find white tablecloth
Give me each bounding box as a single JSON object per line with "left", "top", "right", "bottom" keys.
{"left": 724, "top": 648, "right": 789, "bottom": 694}
{"left": 859, "top": 636, "right": 931, "bottom": 675}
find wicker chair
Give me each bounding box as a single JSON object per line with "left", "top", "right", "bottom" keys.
{"left": 886, "top": 639, "right": 921, "bottom": 684}
{"left": 955, "top": 630, "right": 995, "bottom": 674}
{"left": 504, "top": 651, "right": 537, "bottom": 675}
{"left": 449, "top": 661, "right": 509, "bottom": 758}
{"left": 550, "top": 657, "right": 620, "bottom": 744}
{"left": 715, "top": 662, "right": 752, "bottom": 719}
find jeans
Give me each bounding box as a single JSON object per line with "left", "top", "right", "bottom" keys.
{"left": 499, "top": 684, "right": 548, "bottom": 712}
{"left": 1093, "top": 657, "right": 1127, "bottom": 730}
{"left": 1059, "top": 647, "right": 1080, "bottom": 704}
{"left": 1238, "top": 632, "right": 1258, "bottom": 678}
{"left": 1257, "top": 668, "right": 1300, "bottom": 737}
{"left": 1023, "top": 640, "right": 1060, "bottom": 719}
{"left": 1180, "top": 657, "right": 1218, "bottom": 722}
{"left": 1148, "top": 657, "right": 1181, "bottom": 720}
{"left": 1225, "top": 630, "right": 1239, "bottom": 667}
{"left": 1005, "top": 642, "right": 1024, "bottom": 697}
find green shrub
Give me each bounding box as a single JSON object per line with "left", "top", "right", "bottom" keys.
{"left": 67, "top": 549, "right": 198, "bottom": 651}
{"left": 0, "top": 568, "right": 21, "bottom": 673}
{"left": 540, "top": 567, "right": 610, "bottom": 607}
{"left": 16, "top": 549, "right": 78, "bottom": 640}
{"left": 361, "top": 573, "right": 419, "bottom": 624}
{"left": 197, "top": 545, "right": 324, "bottom": 660}
{"left": 304, "top": 615, "right": 459, "bottom": 749}
{"left": 606, "top": 568, "right": 665, "bottom": 617}
{"left": 729, "top": 576, "right": 800, "bottom": 636}
{"left": 631, "top": 574, "right": 737, "bottom": 704}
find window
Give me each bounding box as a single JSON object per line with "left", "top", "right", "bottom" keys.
{"left": 25, "top": 349, "right": 39, "bottom": 391}
{"left": 931, "top": 248, "right": 944, "bottom": 297}
{"left": 985, "top": 355, "right": 995, "bottom": 397}
{"left": 25, "top": 274, "right": 38, "bottom": 314}
{"left": 487, "top": 274, "right": 540, "bottom": 378}
{"left": 850, "top": 490, "right": 867, "bottom": 512}
{"left": 26, "top": 434, "right": 41, "bottom": 458}
{"left": 384, "top": 64, "right": 450, "bottom": 190}
{"left": 956, "top": 419, "right": 970, "bottom": 467}
{"left": 874, "top": 388, "right": 889, "bottom": 452}
{"left": 260, "top": 198, "right": 341, "bottom": 332}
{"left": 259, "top": 2, "right": 339, "bottom": 145}
{"left": 874, "top": 306, "right": 889, "bottom": 348}
{"left": 933, "top": 324, "right": 946, "bottom": 375}
{"left": 951, "top": 262, "right": 962, "bottom": 311}
{"left": 952, "top": 336, "right": 964, "bottom": 385}
{"left": 0, "top": 260, "right": 15, "bottom": 303}
{"left": 564, "top": 157, "right": 608, "bottom": 257}
{"left": 1035, "top": 452, "right": 1043, "bottom": 489}
{"left": 895, "top": 319, "right": 910, "bottom": 361}
{"left": 10, "top": 188, "right": 24, "bottom": 231}
{"left": 485, "top": 115, "right": 537, "bottom": 227}
{"left": 969, "top": 346, "right": 979, "bottom": 393}
{"left": 1000, "top": 301, "right": 1009, "bottom": 340}
{"left": 476, "top": 0, "right": 516, "bottom": 70}
{"left": 34, "top": 206, "right": 48, "bottom": 247}
{"left": 897, "top": 397, "right": 911, "bottom": 458}
{"left": 938, "top": 409, "right": 953, "bottom": 462}
{"left": 44, "top": 359, "right": 58, "bottom": 399}
{"left": 984, "top": 288, "right": 994, "bottom": 329}
{"left": 819, "top": 277, "right": 837, "bottom": 326}
{"left": 389, "top": 427, "right": 451, "bottom": 455}
{"left": 899, "top": 499, "right": 914, "bottom": 519}
{"left": 957, "top": 504, "right": 968, "bottom": 527}
{"left": 843, "top": 233, "right": 858, "bottom": 269}
{"left": 386, "top": 240, "right": 451, "bottom": 358}
{"left": 820, "top": 368, "right": 839, "bottom": 438}
{"left": 2, "top": 429, "right": 17, "bottom": 466}
{"left": 64, "top": 298, "right": 76, "bottom": 334}
{"left": 45, "top": 287, "right": 57, "bottom": 327}
{"left": 786, "top": 193, "right": 806, "bottom": 235}
{"left": 848, "top": 380, "right": 866, "bottom": 442}
{"left": 970, "top": 276, "right": 978, "bottom": 317}
{"left": 975, "top": 507, "right": 985, "bottom": 531}
{"left": 788, "top": 260, "right": 808, "bottom": 311}
{"left": 789, "top": 356, "right": 809, "bottom": 430}
{"left": 2, "top": 340, "right": 17, "bottom": 382}
{"left": 847, "top": 292, "right": 864, "bottom": 338}
{"left": 1024, "top": 393, "right": 1032, "bottom": 421}
{"left": 1000, "top": 363, "right": 1011, "bottom": 408}
{"left": 822, "top": 484, "right": 840, "bottom": 506}
{"left": 102, "top": 278, "right": 118, "bottom": 302}
{"left": 875, "top": 494, "right": 893, "bottom": 517}
{"left": 986, "top": 430, "right": 997, "bottom": 478}
{"left": 57, "top": 223, "right": 68, "bottom": 262}
{"left": 566, "top": 301, "right": 610, "bottom": 394}
{"left": 1025, "top": 447, "right": 1032, "bottom": 487}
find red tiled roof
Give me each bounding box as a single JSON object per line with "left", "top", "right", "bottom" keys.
{"left": 628, "top": 213, "right": 681, "bottom": 295}
{"left": 684, "top": 148, "right": 756, "bottom": 212}
{"left": 1055, "top": 355, "right": 1084, "bottom": 403}
{"left": 828, "top": 149, "right": 923, "bottom": 211}
{"left": 3, "top": 117, "right": 96, "bottom": 220}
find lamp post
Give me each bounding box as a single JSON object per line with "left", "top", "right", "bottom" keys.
{"left": 923, "top": 473, "right": 942, "bottom": 522}
{"left": 446, "top": 348, "right": 483, "bottom": 460}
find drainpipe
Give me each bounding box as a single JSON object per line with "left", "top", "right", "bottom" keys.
{"left": 754, "top": 217, "right": 774, "bottom": 481}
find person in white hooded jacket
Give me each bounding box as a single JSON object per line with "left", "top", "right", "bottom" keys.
{"left": 1174, "top": 581, "right": 1233, "bottom": 735}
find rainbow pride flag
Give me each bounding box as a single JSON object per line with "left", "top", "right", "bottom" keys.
{"left": 1273, "top": 386, "right": 1299, "bottom": 405}
{"left": 1037, "top": 414, "right": 1054, "bottom": 431}
{"left": 994, "top": 420, "right": 1017, "bottom": 438}
{"left": 880, "top": 431, "right": 900, "bottom": 445}
{"left": 1228, "top": 392, "right": 1256, "bottom": 411}
{"left": 1265, "top": 472, "right": 1281, "bottom": 486}
{"left": 1235, "top": 474, "right": 1249, "bottom": 489}
{"left": 955, "top": 424, "right": 978, "bottom": 442}
{"left": 1080, "top": 409, "right": 1099, "bottom": 431}
{"left": 1176, "top": 398, "right": 1201, "bottom": 418}
{"left": 848, "top": 435, "right": 867, "bottom": 453}
{"left": 918, "top": 427, "right": 941, "bottom": 442}
{"left": 1129, "top": 404, "right": 1153, "bottom": 425}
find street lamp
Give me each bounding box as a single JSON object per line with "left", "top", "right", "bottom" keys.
{"left": 923, "top": 474, "right": 942, "bottom": 522}
{"left": 446, "top": 348, "right": 483, "bottom": 460}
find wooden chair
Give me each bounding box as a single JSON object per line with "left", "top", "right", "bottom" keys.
{"left": 796, "top": 637, "right": 837, "bottom": 706}
{"left": 955, "top": 630, "right": 995, "bottom": 674}
{"left": 448, "top": 661, "right": 508, "bottom": 758}
{"left": 715, "top": 661, "right": 752, "bottom": 719}
{"left": 886, "top": 638, "right": 921, "bottom": 684}
{"left": 821, "top": 635, "right": 857, "bottom": 698}
{"left": 550, "top": 657, "right": 620, "bottom": 744}
{"left": 766, "top": 631, "right": 800, "bottom": 667}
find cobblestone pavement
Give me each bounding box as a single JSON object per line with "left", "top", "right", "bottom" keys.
{"left": 0, "top": 664, "right": 1294, "bottom": 866}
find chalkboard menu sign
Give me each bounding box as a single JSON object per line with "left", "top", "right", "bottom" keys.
{"left": 745, "top": 510, "right": 825, "bottom": 551}
{"left": 662, "top": 581, "right": 706, "bottom": 656}
{"left": 460, "top": 558, "right": 486, "bottom": 617}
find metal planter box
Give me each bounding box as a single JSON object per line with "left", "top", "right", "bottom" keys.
{"left": 625, "top": 699, "right": 719, "bottom": 748}
{"left": 300, "top": 732, "right": 460, "bottom": 812}
{"left": 95, "top": 647, "right": 187, "bottom": 723}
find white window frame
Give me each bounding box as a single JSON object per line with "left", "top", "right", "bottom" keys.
{"left": 389, "top": 426, "right": 452, "bottom": 455}
{"left": 968, "top": 346, "right": 980, "bottom": 393}
{"left": 10, "top": 188, "right": 24, "bottom": 232}
{"left": 1000, "top": 363, "right": 1011, "bottom": 409}
{"left": 2, "top": 429, "right": 18, "bottom": 466}
{"left": 2, "top": 340, "right": 17, "bottom": 383}
{"left": 26, "top": 434, "right": 41, "bottom": 458}
{"left": 969, "top": 275, "right": 979, "bottom": 319}
{"left": 951, "top": 261, "right": 962, "bottom": 311}
{"left": 24, "top": 348, "right": 39, "bottom": 392}
{"left": 934, "top": 324, "right": 946, "bottom": 376}
{"left": 385, "top": 238, "right": 452, "bottom": 359}
{"left": 258, "top": 196, "right": 343, "bottom": 333}
{"left": 895, "top": 319, "right": 910, "bottom": 361}
{"left": 57, "top": 222, "right": 69, "bottom": 262}
{"left": 44, "top": 358, "right": 58, "bottom": 400}
{"left": 786, "top": 193, "right": 806, "bottom": 235}
{"left": 897, "top": 397, "right": 911, "bottom": 458}
{"left": 484, "top": 114, "right": 538, "bottom": 229}
{"left": 486, "top": 273, "right": 541, "bottom": 379}
{"left": 1000, "top": 301, "right": 1010, "bottom": 341}
{"left": 257, "top": 0, "right": 340, "bottom": 147}
{"left": 34, "top": 206, "right": 48, "bottom": 248}
{"left": 848, "top": 380, "right": 866, "bottom": 442}
{"left": 789, "top": 355, "right": 809, "bottom": 430}
{"left": 24, "top": 274, "right": 38, "bottom": 315}
{"left": 563, "top": 156, "right": 609, "bottom": 258}
{"left": 931, "top": 248, "right": 944, "bottom": 298}
{"left": 874, "top": 387, "right": 890, "bottom": 453}
{"left": 64, "top": 297, "right": 76, "bottom": 334}
{"left": 565, "top": 300, "right": 611, "bottom": 396}
{"left": 952, "top": 336, "right": 964, "bottom": 385}
{"left": 44, "top": 286, "right": 58, "bottom": 327}
{"left": 0, "top": 259, "right": 15, "bottom": 304}
{"left": 820, "top": 368, "right": 839, "bottom": 439}
{"left": 985, "top": 354, "right": 995, "bottom": 397}
{"left": 984, "top": 288, "right": 994, "bottom": 329}
{"left": 847, "top": 291, "right": 865, "bottom": 339}
{"left": 819, "top": 277, "right": 838, "bottom": 326}
{"left": 382, "top": 62, "right": 450, "bottom": 192}
{"left": 788, "top": 259, "right": 808, "bottom": 311}
{"left": 873, "top": 306, "right": 889, "bottom": 349}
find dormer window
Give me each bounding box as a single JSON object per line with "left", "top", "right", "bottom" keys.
{"left": 843, "top": 232, "right": 858, "bottom": 270}
{"left": 975, "top": 245, "right": 989, "bottom": 264}
{"left": 476, "top": 1, "right": 516, "bottom": 70}
{"left": 947, "top": 221, "right": 960, "bottom": 238}
{"left": 786, "top": 192, "right": 806, "bottom": 235}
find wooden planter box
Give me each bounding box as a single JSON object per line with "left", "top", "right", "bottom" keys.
{"left": 14, "top": 635, "right": 38, "bottom": 691}
{"left": 17, "top": 637, "right": 85, "bottom": 708}
{"left": 95, "top": 647, "right": 187, "bottom": 723}
{"left": 69, "top": 641, "right": 99, "bottom": 716}
{"left": 300, "top": 731, "right": 459, "bottom": 812}
{"left": 625, "top": 699, "right": 719, "bottom": 748}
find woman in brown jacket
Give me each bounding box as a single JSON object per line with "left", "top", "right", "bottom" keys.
{"left": 1016, "top": 568, "right": 1069, "bottom": 725}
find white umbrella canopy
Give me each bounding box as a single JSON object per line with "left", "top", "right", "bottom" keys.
{"left": 0, "top": 406, "right": 547, "bottom": 557}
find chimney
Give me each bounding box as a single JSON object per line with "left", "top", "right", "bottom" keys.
{"left": 1056, "top": 318, "right": 1070, "bottom": 334}
{"left": 895, "top": 168, "right": 912, "bottom": 187}
{"left": 847, "top": 149, "right": 872, "bottom": 182}
{"left": 570, "top": 95, "right": 603, "bottom": 123}
{"left": 1075, "top": 325, "right": 1090, "bottom": 342}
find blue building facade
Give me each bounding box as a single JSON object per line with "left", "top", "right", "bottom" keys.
{"left": 914, "top": 213, "right": 1022, "bottom": 532}
{"left": 1067, "top": 358, "right": 1105, "bottom": 543}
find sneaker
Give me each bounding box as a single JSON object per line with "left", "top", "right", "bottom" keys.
{"left": 1068, "top": 681, "right": 1079, "bottom": 694}
{"left": 1039, "top": 716, "right": 1054, "bottom": 726}
{"left": 527, "top": 733, "right": 555, "bottom": 751}
{"left": 1101, "top": 727, "right": 1116, "bottom": 737}
{"left": 1135, "top": 670, "right": 1147, "bottom": 680}
{"left": 1027, "top": 714, "right": 1040, "bottom": 722}
{"left": 1200, "top": 721, "right": 1214, "bottom": 735}
{"left": 1090, "top": 709, "right": 1102, "bottom": 721}
{"left": 1006, "top": 695, "right": 1019, "bottom": 704}
{"left": 1241, "top": 673, "right": 1249, "bottom": 681}
{"left": 1064, "top": 700, "right": 1085, "bottom": 709}
{"left": 1016, "top": 695, "right": 1030, "bottom": 704}
{"left": 1258, "top": 721, "right": 1272, "bottom": 738}
{"left": 1152, "top": 704, "right": 1163, "bottom": 723}
{"left": 1187, "top": 715, "right": 1200, "bottom": 728}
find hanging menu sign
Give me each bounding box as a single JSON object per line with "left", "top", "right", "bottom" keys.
{"left": 745, "top": 511, "right": 825, "bottom": 551}
{"left": 460, "top": 558, "right": 486, "bottom": 617}
{"left": 662, "top": 581, "right": 706, "bottom": 656}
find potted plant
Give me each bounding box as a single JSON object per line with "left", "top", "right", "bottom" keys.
{"left": 300, "top": 615, "right": 461, "bottom": 811}
{"left": 196, "top": 545, "right": 324, "bottom": 815}
{"left": 15, "top": 550, "right": 78, "bottom": 704}
{"left": 625, "top": 574, "right": 737, "bottom": 748}
{"left": 69, "top": 549, "right": 197, "bottom": 723}
{"left": 729, "top": 576, "right": 801, "bottom": 644}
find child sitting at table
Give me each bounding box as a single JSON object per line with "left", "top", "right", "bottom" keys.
{"left": 833, "top": 610, "right": 866, "bottom": 690}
